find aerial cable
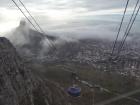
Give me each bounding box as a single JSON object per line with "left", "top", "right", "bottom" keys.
{"left": 18, "top": 0, "right": 56, "bottom": 49}
{"left": 111, "top": 0, "right": 130, "bottom": 56}
{"left": 11, "top": 0, "right": 39, "bottom": 32}
{"left": 117, "top": 4, "right": 140, "bottom": 55}
{"left": 120, "top": 0, "right": 139, "bottom": 43}
{"left": 117, "top": 0, "right": 140, "bottom": 55}
{"left": 95, "top": 89, "right": 140, "bottom": 105}
{"left": 11, "top": 0, "right": 56, "bottom": 49}
{"left": 57, "top": 65, "right": 140, "bottom": 103}
{"left": 18, "top": 0, "right": 45, "bottom": 33}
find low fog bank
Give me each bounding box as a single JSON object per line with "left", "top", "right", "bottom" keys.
{"left": 34, "top": 14, "right": 140, "bottom": 41}
{"left": 2, "top": 18, "right": 139, "bottom": 57}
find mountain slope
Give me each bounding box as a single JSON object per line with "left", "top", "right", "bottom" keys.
{"left": 0, "top": 37, "right": 69, "bottom": 105}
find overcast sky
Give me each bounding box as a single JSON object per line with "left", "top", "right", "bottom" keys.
{"left": 0, "top": 0, "right": 140, "bottom": 40}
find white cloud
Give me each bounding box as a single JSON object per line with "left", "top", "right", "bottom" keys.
{"left": 0, "top": 0, "right": 139, "bottom": 39}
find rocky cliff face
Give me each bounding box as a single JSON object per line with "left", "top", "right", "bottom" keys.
{"left": 0, "top": 37, "right": 69, "bottom": 105}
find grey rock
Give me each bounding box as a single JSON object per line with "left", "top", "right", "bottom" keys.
{"left": 0, "top": 37, "right": 69, "bottom": 105}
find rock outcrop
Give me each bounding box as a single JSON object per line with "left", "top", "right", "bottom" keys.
{"left": 0, "top": 37, "right": 69, "bottom": 105}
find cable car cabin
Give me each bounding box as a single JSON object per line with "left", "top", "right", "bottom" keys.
{"left": 67, "top": 86, "right": 81, "bottom": 97}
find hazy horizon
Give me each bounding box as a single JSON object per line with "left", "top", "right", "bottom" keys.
{"left": 0, "top": 0, "right": 140, "bottom": 40}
